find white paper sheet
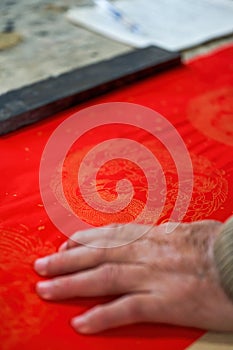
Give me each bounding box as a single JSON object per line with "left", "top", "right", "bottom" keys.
{"left": 66, "top": 0, "right": 233, "bottom": 51}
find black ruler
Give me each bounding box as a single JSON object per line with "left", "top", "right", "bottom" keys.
{"left": 0, "top": 46, "right": 180, "bottom": 135}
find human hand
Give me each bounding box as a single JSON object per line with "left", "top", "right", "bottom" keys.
{"left": 34, "top": 221, "right": 233, "bottom": 334}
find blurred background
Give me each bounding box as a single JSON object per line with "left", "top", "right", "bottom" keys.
{"left": 0, "top": 0, "right": 232, "bottom": 95}
{"left": 0, "top": 0, "right": 131, "bottom": 94}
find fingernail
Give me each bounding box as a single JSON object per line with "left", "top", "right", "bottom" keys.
{"left": 36, "top": 281, "right": 53, "bottom": 299}
{"left": 58, "top": 241, "right": 67, "bottom": 252}
{"left": 34, "top": 257, "right": 49, "bottom": 276}
{"left": 71, "top": 316, "right": 90, "bottom": 334}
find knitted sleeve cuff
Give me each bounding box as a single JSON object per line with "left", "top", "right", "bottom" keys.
{"left": 214, "top": 216, "right": 233, "bottom": 302}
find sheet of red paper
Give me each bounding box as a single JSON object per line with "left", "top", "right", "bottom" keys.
{"left": 0, "top": 45, "right": 233, "bottom": 350}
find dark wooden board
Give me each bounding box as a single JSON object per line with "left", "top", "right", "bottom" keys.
{"left": 0, "top": 46, "right": 180, "bottom": 135}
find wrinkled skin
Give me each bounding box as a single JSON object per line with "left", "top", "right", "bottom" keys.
{"left": 34, "top": 221, "right": 233, "bottom": 334}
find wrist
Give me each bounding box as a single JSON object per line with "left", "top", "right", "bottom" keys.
{"left": 214, "top": 216, "right": 233, "bottom": 303}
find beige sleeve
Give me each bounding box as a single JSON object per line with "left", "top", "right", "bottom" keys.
{"left": 214, "top": 216, "right": 233, "bottom": 302}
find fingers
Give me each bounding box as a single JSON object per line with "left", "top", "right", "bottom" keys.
{"left": 36, "top": 263, "right": 147, "bottom": 300}
{"left": 60, "top": 225, "right": 124, "bottom": 250}
{"left": 35, "top": 246, "right": 107, "bottom": 276}
{"left": 34, "top": 243, "right": 137, "bottom": 277}
{"left": 71, "top": 294, "right": 149, "bottom": 334}
{"left": 59, "top": 224, "right": 151, "bottom": 250}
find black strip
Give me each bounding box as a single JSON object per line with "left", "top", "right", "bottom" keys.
{"left": 0, "top": 46, "right": 180, "bottom": 135}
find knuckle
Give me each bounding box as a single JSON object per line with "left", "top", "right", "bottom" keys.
{"left": 89, "top": 305, "right": 108, "bottom": 327}
{"left": 127, "top": 297, "right": 143, "bottom": 320}
{"left": 51, "top": 277, "right": 65, "bottom": 295}
{"left": 53, "top": 278, "right": 62, "bottom": 289}
{"left": 101, "top": 264, "right": 118, "bottom": 287}
{"left": 52, "top": 276, "right": 71, "bottom": 292}
{"left": 46, "top": 255, "right": 55, "bottom": 273}
{"left": 91, "top": 305, "right": 103, "bottom": 317}
{"left": 97, "top": 247, "right": 108, "bottom": 262}
{"left": 47, "top": 253, "right": 65, "bottom": 273}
